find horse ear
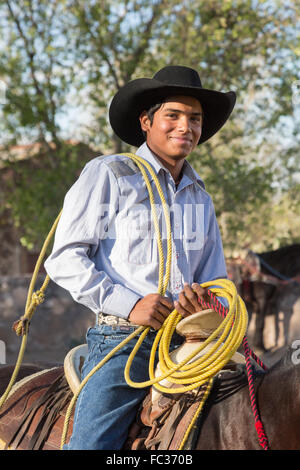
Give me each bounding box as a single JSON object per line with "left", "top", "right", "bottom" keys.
{"left": 272, "top": 346, "right": 296, "bottom": 370}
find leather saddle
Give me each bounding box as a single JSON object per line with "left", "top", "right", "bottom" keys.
{"left": 0, "top": 344, "right": 89, "bottom": 450}
{"left": 0, "top": 366, "right": 73, "bottom": 450}
{"left": 0, "top": 309, "right": 247, "bottom": 450}
{"left": 64, "top": 344, "right": 88, "bottom": 394}
{"left": 125, "top": 308, "right": 246, "bottom": 450}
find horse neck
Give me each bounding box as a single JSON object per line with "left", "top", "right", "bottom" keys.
{"left": 259, "top": 351, "right": 300, "bottom": 449}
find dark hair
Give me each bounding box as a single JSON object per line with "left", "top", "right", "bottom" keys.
{"left": 141, "top": 102, "right": 164, "bottom": 139}
{"left": 146, "top": 102, "right": 163, "bottom": 123}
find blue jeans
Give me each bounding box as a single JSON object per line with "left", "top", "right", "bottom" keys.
{"left": 65, "top": 324, "right": 183, "bottom": 450}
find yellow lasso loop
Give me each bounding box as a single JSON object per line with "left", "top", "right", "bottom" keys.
{"left": 124, "top": 278, "right": 248, "bottom": 394}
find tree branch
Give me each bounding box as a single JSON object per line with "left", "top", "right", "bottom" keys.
{"left": 5, "top": 0, "right": 60, "bottom": 159}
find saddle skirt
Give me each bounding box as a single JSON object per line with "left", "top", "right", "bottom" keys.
{"left": 0, "top": 367, "right": 73, "bottom": 450}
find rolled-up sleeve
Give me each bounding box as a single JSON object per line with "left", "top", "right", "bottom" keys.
{"left": 44, "top": 159, "right": 141, "bottom": 318}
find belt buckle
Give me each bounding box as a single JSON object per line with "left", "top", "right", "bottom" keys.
{"left": 119, "top": 325, "right": 133, "bottom": 332}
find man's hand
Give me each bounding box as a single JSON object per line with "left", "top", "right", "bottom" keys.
{"left": 128, "top": 294, "right": 174, "bottom": 330}
{"left": 174, "top": 283, "right": 210, "bottom": 317}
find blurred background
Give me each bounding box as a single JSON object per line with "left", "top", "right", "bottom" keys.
{"left": 0, "top": 0, "right": 299, "bottom": 366}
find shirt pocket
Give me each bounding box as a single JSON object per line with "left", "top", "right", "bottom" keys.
{"left": 127, "top": 209, "right": 153, "bottom": 265}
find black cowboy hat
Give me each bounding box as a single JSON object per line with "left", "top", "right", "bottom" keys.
{"left": 109, "top": 65, "right": 236, "bottom": 147}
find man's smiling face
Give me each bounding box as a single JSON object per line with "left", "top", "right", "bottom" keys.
{"left": 139, "top": 95, "right": 203, "bottom": 165}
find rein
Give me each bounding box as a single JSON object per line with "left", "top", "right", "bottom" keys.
{"left": 0, "top": 153, "right": 269, "bottom": 451}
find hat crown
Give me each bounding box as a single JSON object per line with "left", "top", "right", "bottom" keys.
{"left": 153, "top": 65, "right": 202, "bottom": 88}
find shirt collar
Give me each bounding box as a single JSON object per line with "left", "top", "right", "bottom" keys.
{"left": 135, "top": 142, "right": 166, "bottom": 175}
{"left": 135, "top": 142, "right": 205, "bottom": 189}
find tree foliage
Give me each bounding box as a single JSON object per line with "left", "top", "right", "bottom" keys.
{"left": 0, "top": 0, "right": 299, "bottom": 254}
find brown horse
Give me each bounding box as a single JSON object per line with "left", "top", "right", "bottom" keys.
{"left": 241, "top": 244, "right": 300, "bottom": 351}
{"left": 0, "top": 345, "right": 299, "bottom": 450}
{"left": 195, "top": 346, "right": 300, "bottom": 449}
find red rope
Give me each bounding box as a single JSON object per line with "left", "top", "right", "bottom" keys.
{"left": 198, "top": 290, "right": 270, "bottom": 450}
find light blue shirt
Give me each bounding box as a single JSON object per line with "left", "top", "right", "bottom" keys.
{"left": 44, "top": 143, "right": 227, "bottom": 319}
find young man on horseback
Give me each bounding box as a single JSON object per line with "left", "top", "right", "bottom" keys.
{"left": 44, "top": 65, "right": 236, "bottom": 449}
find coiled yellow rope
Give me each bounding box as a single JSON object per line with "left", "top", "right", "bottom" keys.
{"left": 125, "top": 279, "right": 247, "bottom": 393}
{"left": 0, "top": 152, "right": 248, "bottom": 451}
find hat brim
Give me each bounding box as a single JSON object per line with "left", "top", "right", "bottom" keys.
{"left": 109, "top": 78, "right": 236, "bottom": 147}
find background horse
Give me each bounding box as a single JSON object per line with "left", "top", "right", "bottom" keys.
{"left": 241, "top": 244, "right": 300, "bottom": 351}
{"left": 0, "top": 346, "right": 299, "bottom": 450}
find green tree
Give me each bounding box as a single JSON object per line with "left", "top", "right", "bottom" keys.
{"left": 0, "top": 0, "right": 299, "bottom": 254}
{"left": 0, "top": 0, "right": 91, "bottom": 249}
